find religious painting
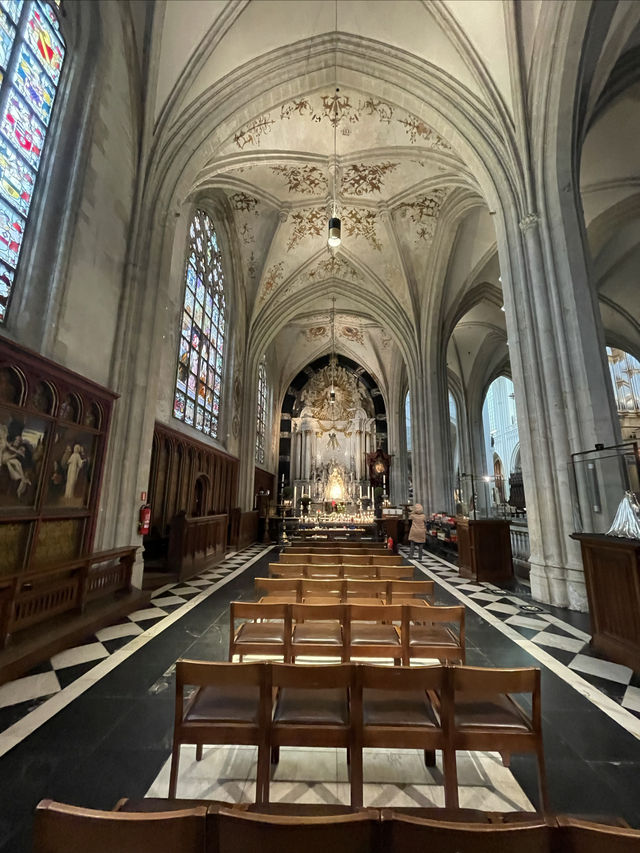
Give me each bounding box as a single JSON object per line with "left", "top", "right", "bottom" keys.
{"left": 44, "top": 426, "right": 97, "bottom": 508}
{"left": 0, "top": 406, "right": 49, "bottom": 508}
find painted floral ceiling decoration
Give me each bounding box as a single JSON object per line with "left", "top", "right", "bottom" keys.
{"left": 341, "top": 162, "right": 398, "bottom": 196}
{"left": 271, "top": 164, "right": 327, "bottom": 195}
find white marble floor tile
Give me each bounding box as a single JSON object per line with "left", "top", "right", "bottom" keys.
{"left": 543, "top": 615, "right": 592, "bottom": 642}
{"left": 569, "top": 654, "right": 633, "bottom": 684}
{"left": 456, "top": 584, "right": 482, "bottom": 591}
{"left": 184, "top": 579, "right": 212, "bottom": 587}
{"left": 505, "top": 615, "right": 554, "bottom": 631}
{"left": 483, "top": 602, "right": 521, "bottom": 616}
{"left": 530, "top": 631, "right": 586, "bottom": 654}
{"left": 95, "top": 622, "right": 144, "bottom": 642}
{"left": 50, "top": 642, "right": 109, "bottom": 670}
{"left": 151, "top": 584, "right": 174, "bottom": 598}
{"left": 0, "top": 671, "right": 60, "bottom": 708}
{"left": 150, "top": 595, "right": 187, "bottom": 607}
{"left": 127, "top": 607, "right": 169, "bottom": 622}
{"left": 468, "top": 592, "right": 503, "bottom": 602}
{"left": 622, "top": 685, "right": 640, "bottom": 713}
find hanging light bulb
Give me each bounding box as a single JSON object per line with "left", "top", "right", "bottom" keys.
{"left": 328, "top": 215, "right": 341, "bottom": 248}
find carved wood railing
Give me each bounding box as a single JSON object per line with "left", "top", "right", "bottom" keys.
{"left": 0, "top": 547, "right": 136, "bottom": 649}
{"left": 168, "top": 512, "right": 228, "bottom": 581}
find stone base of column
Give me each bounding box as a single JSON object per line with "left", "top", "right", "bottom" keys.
{"left": 529, "top": 560, "right": 588, "bottom": 612}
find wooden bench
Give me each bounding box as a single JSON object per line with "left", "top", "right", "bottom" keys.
{"left": 279, "top": 553, "right": 403, "bottom": 565}
{"left": 255, "top": 578, "right": 434, "bottom": 606}
{"left": 268, "top": 564, "right": 414, "bottom": 580}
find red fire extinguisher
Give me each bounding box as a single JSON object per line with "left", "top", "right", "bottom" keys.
{"left": 387, "top": 536, "right": 394, "bottom": 551}
{"left": 138, "top": 504, "right": 151, "bottom": 535}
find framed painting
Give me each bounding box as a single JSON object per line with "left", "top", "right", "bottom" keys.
{"left": 0, "top": 406, "right": 49, "bottom": 509}
{"left": 44, "top": 426, "right": 98, "bottom": 509}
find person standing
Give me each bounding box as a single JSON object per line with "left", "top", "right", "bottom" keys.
{"left": 408, "top": 503, "right": 427, "bottom": 560}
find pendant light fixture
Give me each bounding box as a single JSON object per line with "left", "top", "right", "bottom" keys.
{"left": 329, "top": 295, "right": 337, "bottom": 407}
{"left": 328, "top": 1, "right": 341, "bottom": 249}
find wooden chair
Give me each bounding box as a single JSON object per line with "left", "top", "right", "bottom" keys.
{"left": 344, "top": 579, "right": 388, "bottom": 605}
{"left": 301, "top": 578, "right": 346, "bottom": 603}
{"left": 229, "top": 601, "right": 291, "bottom": 662}
{"left": 342, "top": 566, "right": 377, "bottom": 579}
{"left": 351, "top": 664, "right": 458, "bottom": 808}
{"left": 346, "top": 603, "right": 403, "bottom": 664}
{"left": 33, "top": 799, "right": 207, "bottom": 853}
{"left": 306, "top": 564, "right": 345, "bottom": 579}
{"left": 402, "top": 604, "right": 465, "bottom": 664}
{"left": 555, "top": 816, "right": 640, "bottom": 852}
{"left": 450, "top": 665, "right": 549, "bottom": 812}
{"left": 254, "top": 577, "right": 300, "bottom": 604}
{"left": 374, "top": 565, "right": 414, "bottom": 580}
{"left": 290, "top": 603, "right": 346, "bottom": 662}
{"left": 380, "top": 810, "right": 552, "bottom": 853}
{"left": 268, "top": 563, "right": 307, "bottom": 578}
{"left": 216, "top": 807, "right": 379, "bottom": 853}
{"left": 264, "top": 663, "right": 358, "bottom": 805}
{"left": 387, "top": 579, "right": 434, "bottom": 606}
{"left": 168, "top": 660, "right": 272, "bottom": 802}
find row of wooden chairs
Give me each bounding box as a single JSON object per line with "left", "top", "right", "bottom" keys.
{"left": 269, "top": 563, "right": 413, "bottom": 579}
{"left": 279, "top": 553, "right": 403, "bottom": 565}
{"left": 229, "top": 601, "right": 465, "bottom": 665}
{"left": 168, "top": 660, "right": 547, "bottom": 812}
{"left": 255, "top": 577, "right": 435, "bottom": 606}
{"left": 35, "top": 799, "right": 638, "bottom": 853}
{"left": 286, "top": 545, "right": 389, "bottom": 554}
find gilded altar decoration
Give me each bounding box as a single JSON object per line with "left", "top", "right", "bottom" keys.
{"left": 301, "top": 355, "right": 364, "bottom": 422}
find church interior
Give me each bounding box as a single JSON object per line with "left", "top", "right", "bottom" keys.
{"left": 0, "top": 0, "right": 640, "bottom": 850}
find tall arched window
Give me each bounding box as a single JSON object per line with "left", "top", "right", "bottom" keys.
{"left": 255, "top": 360, "right": 267, "bottom": 464}
{"left": 174, "top": 209, "right": 226, "bottom": 439}
{"left": 0, "top": 0, "right": 66, "bottom": 322}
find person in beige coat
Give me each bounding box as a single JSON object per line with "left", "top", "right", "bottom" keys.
{"left": 408, "top": 503, "right": 427, "bottom": 560}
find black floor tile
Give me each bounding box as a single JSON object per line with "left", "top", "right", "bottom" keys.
{"left": 54, "top": 659, "right": 105, "bottom": 690}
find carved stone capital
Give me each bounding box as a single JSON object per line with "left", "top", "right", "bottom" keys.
{"left": 519, "top": 212, "right": 540, "bottom": 233}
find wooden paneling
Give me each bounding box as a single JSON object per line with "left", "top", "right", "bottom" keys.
{"left": 238, "top": 511, "right": 259, "bottom": 550}
{"left": 167, "top": 512, "right": 228, "bottom": 581}
{"left": 573, "top": 533, "right": 640, "bottom": 670}
{"left": 0, "top": 338, "right": 116, "bottom": 573}
{"left": 254, "top": 466, "right": 275, "bottom": 503}
{"left": 457, "top": 518, "right": 513, "bottom": 582}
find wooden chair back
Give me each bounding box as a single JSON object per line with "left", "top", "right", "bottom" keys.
{"left": 216, "top": 808, "right": 378, "bottom": 853}
{"left": 33, "top": 800, "right": 207, "bottom": 853}
{"left": 301, "top": 578, "right": 346, "bottom": 601}
{"left": 255, "top": 577, "right": 301, "bottom": 602}
{"left": 450, "top": 665, "right": 548, "bottom": 811}
{"left": 555, "top": 816, "right": 640, "bottom": 852}
{"left": 374, "top": 565, "right": 414, "bottom": 580}
{"left": 381, "top": 811, "right": 552, "bottom": 853}
{"left": 229, "top": 601, "right": 291, "bottom": 662}
{"left": 387, "top": 579, "right": 434, "bottom": 605}
{"left": 344, "top": 579, "right": 388, "bottom": 602}
{"left": 346, "top": 603, "right": 403, "bottom": 663}
{"left": 170, "top": 660, "right": 272, "bottom": 801}
{"left": 290, "top": 602, "right": 346, "bottom": 662}
{"left": 402, "top": 604, "right": 465, "bottom": 664}
{"left": 351, "top": 664, "right": 457, "bottom": 808}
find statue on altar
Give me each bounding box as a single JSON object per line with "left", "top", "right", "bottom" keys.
{"left": 326, "top": 465, "right": 346, "bottom": 502}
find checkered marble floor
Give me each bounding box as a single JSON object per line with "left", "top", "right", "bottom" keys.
{"left": 0, "top": 545, "right": 269, "bottom": 736}
{"left": 403, "top": 547, "right": 640, "bottom": 722}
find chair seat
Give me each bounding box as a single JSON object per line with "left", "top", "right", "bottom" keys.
{"left": 274, "top": 687, "right": 349, "bottom": 725}
{"left": 350, "top": 624, "right": 400, "bottom": 645}
{"left": 301, "top": 596, "right": 341, "bottom": 605}
{"left": 391, "top": 597, "right": 430, "bottom": 607}
{"left": 410, "top": 625, "right": 458, "bottom": 646}
{"left": 185, "top": 685, "right": 261, "bottom": 723}
{"left": 455, "top": 694, "right": 532, "bottom": 730}
{"left": 362, "top": 688, "right": 438, "bottom": 727}
{"left": 235, "top": 622, "right": 285, "bottom": 644}
{"left": 259, "top": 595, "right": 297, "bottom": 605}
{"left": 347, "top": 597, "right": 384, "bottom": 606}
{"left": 293, "top": 623, "right": 342, "bottom": 645}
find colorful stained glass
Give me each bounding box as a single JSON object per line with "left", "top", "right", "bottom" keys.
{"left": 1, "top": 90, "right": 44, "bottom": 169}
{"left": 173, "top": 391, "right": 186, "bottom": 419}
{"left": 255, "top": 360, "right": 267, "bottom": 464}
{"left": 0, "top": 1, "right": 22, "bottom": 25}
{"left": 0, "top": 260, "right": 14, "bottom": 319}
{"left": 0, "top": 9, "right": 15, "bottom": 69}
{"left": 0, "top": 137, "right": 34, "bottom": 215}
{"left": 25, "top": 2, "right": 64, "bottom": 85}
{"left": 38, "top": 1, "right": 61, "bottom": 32}
{"left": 13, "top": 42, "right": 56, "bottom": 125}
{"left": 0, "top": 196, "right": 24, "bottom": 266}
{"left": 174, "top": 209, "right": 226, "bottom": 438}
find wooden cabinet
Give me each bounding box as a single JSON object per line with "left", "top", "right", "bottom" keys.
{"left": 572, "top": 533, "right": 640, "bottom": 670}
{"left": 457, "top": 518, "right": 513, "bottom": 582}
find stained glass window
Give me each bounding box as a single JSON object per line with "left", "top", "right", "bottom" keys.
{"left": 255, "top": 360, "right": 267, "bottom": 464}
{"left": 174, "top": 209, "right": 227, "bottom": 439}
{"left": 0, "top": 0, "right": 65, "bottom": 322}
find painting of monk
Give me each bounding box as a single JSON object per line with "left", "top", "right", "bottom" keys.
{"left": 45, "top": 427, "right": 96, "bottom": 508}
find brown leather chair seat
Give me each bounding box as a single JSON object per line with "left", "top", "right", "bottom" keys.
{"left": 350, "top": 623, "right": 400, "bottom": 645}
{"left": 274, "top": 687, "right": 349, "bottom": 725}
{"left": 293, "top": 623, "right": 342, "bottom": 645}
{"left": 362, "top": 688, "right": 438, "bottom": 727}
{"left": 235, "top": 622, "right": 286, "bottom": 644}
{"left": 185, "top": 685, "right": 261, "bottom": 723}
{"left": 454, "top": 694, "right": 533, "bottom": 731}
{"left": 409, "top": 625, "right": 458, "bottom": 647}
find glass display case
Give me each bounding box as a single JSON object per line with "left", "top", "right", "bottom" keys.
{"left": 570, "top": 441, "right": 640, "bottom": 536}
{"left": 456, "top": 473, "right": 513, "bottom": 520}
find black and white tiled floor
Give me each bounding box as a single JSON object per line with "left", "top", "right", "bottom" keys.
{"left": 1, "top": 541, "right": 640, "bottom": 852}
{"left": 0, "top": 544, "right": 269, "bottom": 747}
{"left": 404, "top": 548, "right": 640, "bottom": 726}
